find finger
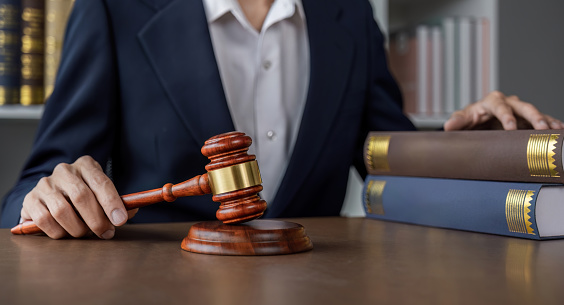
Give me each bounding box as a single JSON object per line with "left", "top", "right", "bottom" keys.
{"left": 480, "top": 91, "right": 517, "bottom": 130}
{"left": 22, "top": 190, "right": 67, "bottom": 239}
{"left": 505, "top": 96, "right": 549, "bottom": 130}
{"left": 75, "top": 156, "right": 127, "bottom": 227}
{"left": 42, "top": 192, "right": 90, "bottom": 238}
{"left": 20, "top": 205, "right": 31, "bottom": 222}
{"left": 444, "top": 103, "right": 495, "bottom": 131}
{"left": 34, "top": 176, "right": 90, "bottom": 237}
{"left": 544, "top": 114, "right": 564, "bottom": 129}
{"left": 444, "top": 110, "right": 473, "bottom": 131}
{"left": 53, "top": 161, "right": 115, "bottom": 240}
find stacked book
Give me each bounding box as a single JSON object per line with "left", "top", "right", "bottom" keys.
{"left": 388, "top": 16, "right": 490, "bottom": 118}
{"left": 0, "top": 0, "right": 74, "bottom": 106}
{"left": 362, "top": 129, "right": 564, "bottom": 239}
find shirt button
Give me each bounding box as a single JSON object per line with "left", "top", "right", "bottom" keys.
{"left": 266, "top": 130, "right": 276, "bottom": 140}
{"left": 263, "top": 60, "right": 272, "bottom": 70}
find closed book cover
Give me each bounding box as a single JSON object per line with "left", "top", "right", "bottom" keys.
{"left": 364, "top": 129, "right": 564, "bottom": 183}
{"left": 363, "top": 175, "right": 564, "bottom": 239}
{"left": 0, "top": 0, "right": 21, "bottom": 105}
{"left": 20, "top": 0, "right": 45, "bottom": 105}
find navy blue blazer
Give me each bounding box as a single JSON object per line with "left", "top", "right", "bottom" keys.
{"left": 0, "top": 0, "right": 415, "bottom": 227}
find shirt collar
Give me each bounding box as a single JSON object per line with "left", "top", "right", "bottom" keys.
{"left": 202, "top": 0, "right": 305, "bottom": 25}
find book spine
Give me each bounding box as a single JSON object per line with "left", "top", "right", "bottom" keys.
{"left": 0, "top": 0, "right": 21, "bottom": 105}
{"left": 20, "top": 0, "right": 44, "bottom": 105}
{"left": 457, "top": 17, "right": 475, "bottom": 109}
{"left": 441, "top": 17, "right": 456, "bottom": 114}
{"left": 364, "top": 130, "right": 564, "bottom": 183}
{"left": 416, "top": 25, "right": 429, "bottom": 115}
{"left": 430, "top": 26, "right": 442, "bottom": 115}
{"left": 388, "top": 31, "right": 417, "bottom": 115}
{"left": 363, "top": 175, "right": 545, "bottom": 239}
{"left": 44, "top": 0, "right": 73, "bottom": 99}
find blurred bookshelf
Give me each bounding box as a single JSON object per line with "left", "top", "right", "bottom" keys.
{"left": 367, "top": 0, "right": 564, "bottom": 129}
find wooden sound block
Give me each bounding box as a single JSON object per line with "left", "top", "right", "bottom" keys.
{"left": 181, "top": 220, "right": 313, "bottom": 256}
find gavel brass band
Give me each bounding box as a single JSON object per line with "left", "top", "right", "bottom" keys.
{"left": 207, "top": 160, "right": 262, "bottom": 195}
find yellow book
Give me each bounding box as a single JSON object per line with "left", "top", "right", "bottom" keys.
{"left": 44, "top": 0, "right": 74, "bottom": 100}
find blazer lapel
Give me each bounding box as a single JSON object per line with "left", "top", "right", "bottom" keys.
{"left": 268, "top": 0, "right": 354, "bottom": 215}
{"left": 137, "top": 0, "right": 235, "bottom": 147}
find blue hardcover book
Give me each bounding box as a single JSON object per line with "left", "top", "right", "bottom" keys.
{"left": 0, "top": 0, "right": 21, "bottom": 104}
{"left": 363, "top": 175, "right": 564, "bottom": 239}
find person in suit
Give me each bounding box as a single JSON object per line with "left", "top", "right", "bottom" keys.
{"left": 1, "top": 0, "right": 562, "bottom": 239}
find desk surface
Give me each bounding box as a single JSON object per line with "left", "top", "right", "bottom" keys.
{"left": 1, "top": 217, "right": 564, "bottom": 305}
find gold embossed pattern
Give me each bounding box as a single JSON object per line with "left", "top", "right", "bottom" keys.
{"left": 527, "top": 134, "right": 560, "bottom": 178}
{"left": 505, "top": 189, "right": 535, "bottom": 235}
{"left": 366, "top": 136, "right": 391, "bottom": 172}
{"left": 365, "top": 180, "right": 386, "bottom": 215}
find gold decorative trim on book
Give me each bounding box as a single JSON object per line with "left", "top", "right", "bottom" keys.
{"left": 366, "top": 135, "right": 391, "bottom": 171}
{"left": 365, "top": 180, "right": 386, "bottom": 215}
{"left": 527, "top": 134, "right": 561, "bottom": 178}
{"left": 505, "top": 189, "right": 535, "bottom": 235}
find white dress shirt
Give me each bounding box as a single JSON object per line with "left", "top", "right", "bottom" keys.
{"left": 203, "top": 0, "right": 310, "bottom": 204}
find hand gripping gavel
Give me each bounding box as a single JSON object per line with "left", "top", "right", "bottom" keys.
{"left": 11, "top": 131, "right": 268, "bottom": 235}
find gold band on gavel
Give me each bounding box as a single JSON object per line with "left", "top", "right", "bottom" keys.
{"left": 207, "top": 160, "right": 263, "bottom": 195}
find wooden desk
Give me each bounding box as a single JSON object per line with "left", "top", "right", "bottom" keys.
{"left": 1, "top": 217, "right": 564, "bottom": 305}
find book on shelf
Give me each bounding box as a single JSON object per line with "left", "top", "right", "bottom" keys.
{"left": 457, "top": 16, "right": 474, "bottom": 110}
{"left": 0, "top": 0, "right": 21, "bottom": 105}
{"left": 441, "top": 17, "right": 456, "bottom": 114}
{"left": 415, "top": 25, "right": 431, "bottom": 115}
{"left": 44, "top": 0, "right": 74, "bottom": 99}
{"left": 388, "top": 31, "right": 417, "bottom": 114}
{"left": 363, "top": 175, "right": 564, "bottom": 240}
{"left": 475, "top": 17, "right": 490, "bottom": 100}
{"left": 0, "top": 0, "right": 74, "bottom": 108}
{"left": 20, "top": 0, "right": 45, "bottom": 105}
{"left": 364, "top": 129, "right": 564, "bottom": 184}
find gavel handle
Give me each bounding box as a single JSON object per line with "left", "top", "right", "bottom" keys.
{"left": 11, "top": 174, "right": 211, "bottom": 235}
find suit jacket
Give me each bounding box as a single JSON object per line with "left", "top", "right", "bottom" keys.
{"left": 0, "top": 0, "right": 415, "bottom": 227}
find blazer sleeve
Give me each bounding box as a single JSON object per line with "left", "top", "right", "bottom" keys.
{"left": 0, "top": 0, "right": 119, "bottom": 227}
{"left": 353, "top": 0, "right": 417, "bottom": 178}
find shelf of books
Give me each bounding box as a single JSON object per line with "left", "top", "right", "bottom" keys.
{"left": 370, "top": 0, "right": 564, "bottom": 128}
{"left": 0, "top": 0, "right": 74, "bottom": 119}
{"left": 368, "top": 0, "right": 498, "bottom": 128}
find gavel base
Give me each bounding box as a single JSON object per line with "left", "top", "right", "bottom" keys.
{"left": 181, "top": 220, "right": 313, "bottom": 255}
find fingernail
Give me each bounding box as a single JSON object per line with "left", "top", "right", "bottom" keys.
{"left": 506, "top": 120, "right": 516, "bottom": 129}
{"left": 101, "top": 229, "right": 115, "bottom": 240}
{"left": 111, "top": 209, "right": 127, "bottom": 225}
{"left": 538, "top": 120, "right": 549, "bottom": 128}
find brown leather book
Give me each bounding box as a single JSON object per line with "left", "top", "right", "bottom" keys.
{"left": 364, "top": 129, "right": 564, "bottom": 183}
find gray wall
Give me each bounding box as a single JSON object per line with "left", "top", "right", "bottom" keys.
{"left": 499, "top": 0, "right": 564, "bottom": 120}
{"left": 0, "top": 120, "right": 39, "bottom": 210}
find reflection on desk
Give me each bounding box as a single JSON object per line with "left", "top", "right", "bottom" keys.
{"left": 1, "top": 217, "right": 564, "bottom": 305}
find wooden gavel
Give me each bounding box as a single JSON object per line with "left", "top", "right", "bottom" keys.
{"left": 11, "top": 131, "right": 268, "bottom": 235}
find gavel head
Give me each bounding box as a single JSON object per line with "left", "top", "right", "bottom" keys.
{"left": 201, "top": 131, "right": 267, "bottom": 224}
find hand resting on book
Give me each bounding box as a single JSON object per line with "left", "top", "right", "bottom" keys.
{"left": 444, "top": 91, "right": 564, "bottom": 131}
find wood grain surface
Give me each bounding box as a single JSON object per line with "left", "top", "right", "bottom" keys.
{"left": 2, "top": 217, "right": 564, "bottom": 305}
